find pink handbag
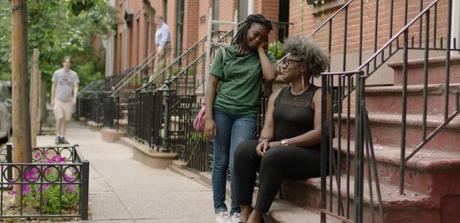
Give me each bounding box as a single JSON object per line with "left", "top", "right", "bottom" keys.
{"left": 193, "top": 104, "right": 206, "bottom": 132}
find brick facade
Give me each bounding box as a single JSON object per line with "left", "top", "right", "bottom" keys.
{"left": 183, "top": 0, "right": 199, "bottom": 50}
{"left": 112, "top": 0, "right": 452, "bottom": 84}
{"left": 289, "top": 0, "right": 449, "bottom": 54}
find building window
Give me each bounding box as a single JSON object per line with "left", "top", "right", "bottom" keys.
{"left": 163, "top": 0, "right": 168, "bottom": 22}
{"left": 212, "top": 0, "right": 220, "bottom": 31}
{"left": 309, "top": 0, "right": 346, "bottom": 17}
{"left": 306, "top": 0, "right": 335, "bottom": 7}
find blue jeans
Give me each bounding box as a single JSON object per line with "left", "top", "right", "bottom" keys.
{"left": 212, "top": 109, "right": 256, "bottom": 215}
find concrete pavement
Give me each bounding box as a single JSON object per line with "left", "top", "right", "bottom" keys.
{"left": 38, "top": 122, "right": 216, "bottom": 223}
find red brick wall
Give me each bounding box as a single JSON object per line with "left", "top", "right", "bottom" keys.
{"left": 184, "top": 0, "right": 199, "bottom": 50}
{"left": 138, "top": 14, "right": 147, "bottom": 62}
{"left": 289, "top": 0, "right": 449, "bottom": 55}
{"left": 254, "top": 0, "right": 261, "bottom": 14}
{"left": 258, "top": 0, "right": 279, "bottom": 42}
{"left": 111, "top": 0, "right": 451, "bottom": 78}
{"left": 167, "top": 0, "right": 177, "bottom": 58}
{"left": 199, "top": 0, "right": 211, "bottom": 41}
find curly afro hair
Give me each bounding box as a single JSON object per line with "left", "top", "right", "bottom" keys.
{"left": 283, "top": 37, "right": 330, "bottom": 77}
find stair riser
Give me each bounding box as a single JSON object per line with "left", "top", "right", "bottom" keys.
{"left": 364, "top": 92, "right": 458, "bottom": 115}
{"left": 393, "top": 64, "right": 460, "bottom": 85}
{"left": 339, "top": 120, "right": 460, "bottom": 152}
{"left": 281, "top": 182, "right": 441, "bottom": 223}
{"left": 338, "top": 155, "right": 460, "bottom": 195}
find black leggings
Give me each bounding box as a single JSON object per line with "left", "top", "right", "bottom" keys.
{"left": 234, "top": 140, "right": 321, "bottom": 213}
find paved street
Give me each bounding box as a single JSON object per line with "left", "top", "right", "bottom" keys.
{"left": 38, "top": 122, "right": 216, "bottom": 223}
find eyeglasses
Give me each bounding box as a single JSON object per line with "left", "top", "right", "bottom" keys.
{"left": 282, "top": 58, "right": 301, "bottom": 66}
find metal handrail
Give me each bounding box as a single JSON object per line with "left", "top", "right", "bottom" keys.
{"left": 356, "top": 0, "right": 440, "bottom": 73}
{"left": 110, "top": 51, "right": 159, "bottom": 96}
{"left": 322, "top": 0, "right": 458, "bottom": 198}
{"left": 140, "top": 30, "right": 229, "bottom": 89}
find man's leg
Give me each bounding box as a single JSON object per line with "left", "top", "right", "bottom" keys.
{"left": 55, "top": 118, "right": 62, "bottom": 135}
{"left": 53, "top": 101, "right": 64, "bottom": 144}
{"left": 62, "top": 121, "right": 68, "bottom": 136}
{"left": 60, "top": 101, "right": 72, "bottom": 144}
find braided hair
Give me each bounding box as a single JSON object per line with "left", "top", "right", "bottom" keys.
{"left": 231, "top": 14, "right": 273, "bottom": 54}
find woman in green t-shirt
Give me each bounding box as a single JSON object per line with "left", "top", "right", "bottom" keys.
{"left": 204, "top": 14, "right": 278, "bottom": 222}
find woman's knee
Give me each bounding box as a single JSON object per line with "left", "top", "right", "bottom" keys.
{"left": 234, "top": 140, "right": 258, "bottom": 161}
{"left": 213, "top": 149, "right": 229, "bottom": 170}
{"left": 261, "top": 147, "right": 285, "bottom": 167}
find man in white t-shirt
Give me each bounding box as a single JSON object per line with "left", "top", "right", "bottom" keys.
{"left": 152, "top": 15, "right": 171, "bottom": 82}
{"left": 51, "top": 56, "right": 79, "bottom": 144}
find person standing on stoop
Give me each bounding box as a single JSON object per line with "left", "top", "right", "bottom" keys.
{"left": 51, "top": 56, "right": 79, "bottom": 145}
{"left": 152, "top": 15, "right": 171, "bottom": 83}
{"left": 204, "top": 14, "right": 278, "bottom": 223}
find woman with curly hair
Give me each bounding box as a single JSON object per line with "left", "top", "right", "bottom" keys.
{"left": 233, "top": 37, "right": 330, "bottom": 223}
{"left": 204, "top": 14, "right": 278, "bottom": 222}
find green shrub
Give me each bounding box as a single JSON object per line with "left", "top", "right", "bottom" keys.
{"left": 268, "top": 41, "right": 285, "bottom": 60}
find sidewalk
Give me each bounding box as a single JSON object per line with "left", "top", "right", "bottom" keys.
{"left": 38, "top": 122, "right": 216, "bottom": 223}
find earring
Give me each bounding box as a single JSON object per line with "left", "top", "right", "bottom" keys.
{"left": 302, "top": 75, "right": 305, "bottom": 91}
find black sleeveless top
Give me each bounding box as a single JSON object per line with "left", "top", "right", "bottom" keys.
{"left": 273, "top": 85, "right": 319, "bottom": 146}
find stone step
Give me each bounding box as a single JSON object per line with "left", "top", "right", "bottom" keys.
{"left": 364, "top": 84, "right": 460, "bottom": 115}
{"left": 281, "top": 177, "right": 441, "bottom": 223}
{"left": 389, "top": 56, "right": 460, "bottom": 85}
{"left": 338, "top": 113, "right": 460, "bottom": 152}
{"left": 332, "top": 139, "right": 460, "bottom": 195}
{"left": 266, "top": 200, "right": 341, "bottom": 223}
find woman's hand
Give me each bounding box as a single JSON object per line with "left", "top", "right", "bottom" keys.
{"left": 204, "top": 118, "right": 216, "bottom": 140}
{"left": 257, "top": 40, "right": 268, "bottom": 52}
{"left": 257, "top": 141, "right": 283, "bottom": 157}
{"left": 256, "top": 140, "right": 269, "bottom": 157}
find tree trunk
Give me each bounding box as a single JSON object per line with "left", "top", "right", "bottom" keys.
{"left": 11, "top": 0, "right": 32, "bottom": 163}
{"left": 31, "top": 49, "right": 39, "bottom": 147}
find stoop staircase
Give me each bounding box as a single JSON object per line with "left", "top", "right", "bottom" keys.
{"left": 273, "top": 57, "right": 460, "bottom": 223}
{"left": 265, "top": 0, "right": 460, "bottom": 223}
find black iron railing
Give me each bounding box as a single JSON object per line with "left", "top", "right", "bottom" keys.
{"left": 127, "top": 95, "right": 139, "bottom": 138}
{"left": 102, "top": 94, "right": 118, "bottom": 128}
{"left": 168, "top": 95, "right": 213, "bottom": 172}
{"left": 319, "top": 0, "right": 459, "bottom": 222}
{"left": 353, "top": 0, "right": 459, "bottom": 196}
{"left": 0, "top": 144, "right": 89, "bottom": 220}
{"left": 320, "top": 71, "right": 385, "bottom": 223}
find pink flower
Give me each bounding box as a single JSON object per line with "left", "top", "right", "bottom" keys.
{"left": 39, "top": 184, "right": 51, "bottom": 192}
{"left": 64, "top": 174, "right": 75, "bottom": 183}
{"left": 48, "top": 155, "right": 66, "bottom": 164}
{"left": 33, "top": 152, "right": 41, "bottom": 160}
{"left": 24, "top": 168, "right": 40, "bottom": 182}
{"left": 65, "top": 184, "right": 75, "bottom": 193}
{"left": 22, "top": 184, "right": 31, "bottom": 195}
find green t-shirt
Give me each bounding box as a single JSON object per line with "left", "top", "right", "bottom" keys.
{"left": 210, "top": 46, "right": 276, "bottom": 117}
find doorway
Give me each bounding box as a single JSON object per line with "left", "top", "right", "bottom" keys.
{"left": 175, "top": 0, "right": 184, "bottom": 57}
{"left": 278, "top": 0, "right": 289, "bottom": 42}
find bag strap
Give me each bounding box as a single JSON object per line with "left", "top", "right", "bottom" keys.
{"left": 213, "top": 42, "right": 229, "bottom": 65}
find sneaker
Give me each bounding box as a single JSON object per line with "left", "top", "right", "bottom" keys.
{"left": 60, "top": 137, "right": 69, "bottom": 144}
{"left": 216, "top": 211, "right": 230, "bottom": 223}
{"left": 230, "top": 213, "right": 241, "bottom": 223}
{"left": 55, "top": 136, "right": 62, "bottom": 145}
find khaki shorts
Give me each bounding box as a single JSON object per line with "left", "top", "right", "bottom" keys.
{"left": 54, "top": 100, "right": 73, "bottom": 121}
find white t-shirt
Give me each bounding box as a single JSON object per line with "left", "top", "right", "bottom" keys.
{"left": 52, "top": 68, "right": 79, "bottom": 102}
{"left": 155, "top": 22, "right": 170, "bottom": 48}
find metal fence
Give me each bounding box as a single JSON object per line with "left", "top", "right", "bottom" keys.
{"left": 170, "top": 95, "right": 213, "bottom": 172}
{"left": 102, "top": 94, "right": 118, "bottom": 129}
{"left": 0, "top": 144, "right": 89, "bottom": 220}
